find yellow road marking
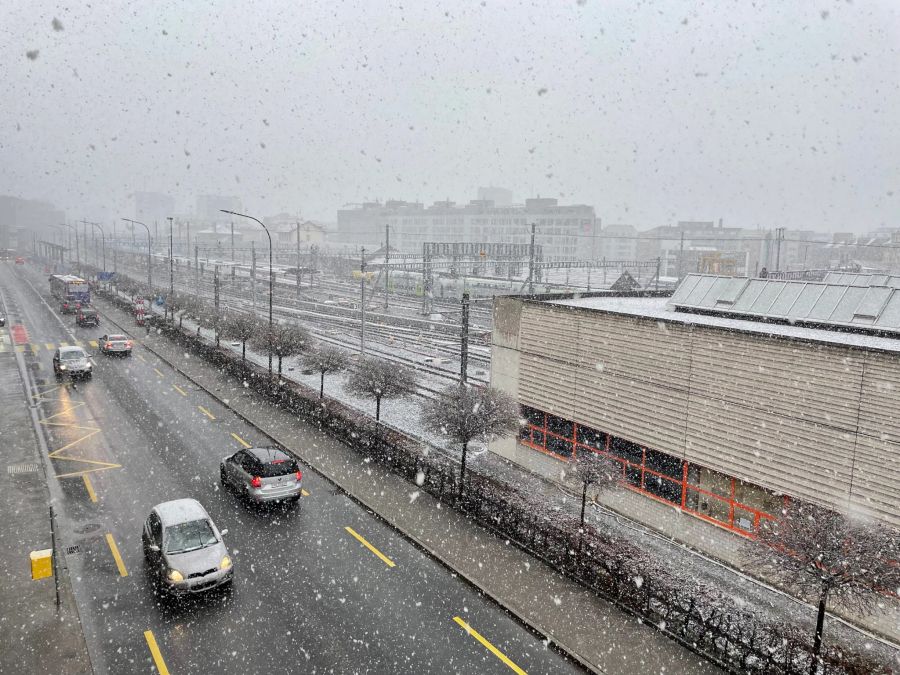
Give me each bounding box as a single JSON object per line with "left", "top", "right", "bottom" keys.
{"left": 136, "top": 353, "right": 146, "bottom": 362}
{"left": 231, "top": 432, "right": 251, "bottom": 448}
{"left": 89, "top": 340, "right": 98, "bottom": 348}
{"left": 15, "top": 345, "right": 24, "bottom": 353}
{"left": 453, "top": 617, "right": 527, "bottom": 675}
{"left": 198, "top": 406, "right": 215, "bottom": 420}
{"left": 105, "top": 533, "right": 128, "bottom": 577}
{"left": 82, "top": 475, "right": 98, "bottom": 503}
{"left": 74, "top": 340, "right": 84, "bottom": 347}
{"left": 57, "top": 464, "right": 122, "bottom": 479}
{"left": 344, "top": 526, "right": 395, "bottom": 568}
{"left": 143, "top": 630, "right": 171, "bottom": 675}
{"left": 172, "top": 384, "right": 188, "bottom": 397}
{"left": 153, "top": 368, "right": 164, "bottom": 377}
{"left": 30, "top": 343, "right": 39, "bottom": 354}
{"left": 45, "top": 343, "right": 55, "bottom": 350}
{"left": 59, "top": 341, "right": 70, "bottom": 347}
{"left": 301, "top": 489, "right": 310, "bottom": 497}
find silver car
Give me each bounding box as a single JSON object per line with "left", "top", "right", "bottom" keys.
{"left": 53, "top": 346, "right": 93, "bottom": 379}
{"left": 220, "top": 447, "right": 303, "bottom": 505}
{"left": 98, "top": 333, "right": 133, "bottom": 356}
{"left": 141, "top": 499, "right": 233, "bottom": 596}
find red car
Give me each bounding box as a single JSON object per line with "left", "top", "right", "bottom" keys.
{"left": 15, "top": 257, "right": 25, "bottom": 265}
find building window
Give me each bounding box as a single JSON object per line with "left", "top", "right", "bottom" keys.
{"left": 517, "top": 404, "right": 780, "bottom": 536}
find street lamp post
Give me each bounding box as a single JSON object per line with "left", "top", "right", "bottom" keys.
{"left": 168, "top": 217, "right": 174, "bottom": 322}
{"left": 221, "top": 209, "right": 273, "bottom": 374}
{"left": 89, "top": 222, "right": 106, "bottom": 273}
{"left": 61, "top": 223, "right": 79, "bottom": 271}
{"left": 121, "top": 218, "right": 152, "bottom": 294}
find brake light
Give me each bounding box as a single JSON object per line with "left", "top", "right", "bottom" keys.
{"left": 125, "top": 341, "right": 133, "bottom": 348}
{"left": 250, "top": 476, "right": 262, "bottom": 488}
{"left": 295, "top": 470, "right": 303, "bottom": 482}
{"left": 105, "top": 342, "right": 112, "bottom": 349}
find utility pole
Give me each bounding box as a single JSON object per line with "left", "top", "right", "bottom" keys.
{"left": 251, "top": 241, "right": 257, "bottom": 311}
{"left": 230, "top": 221, "right": 235, "bottom": 279}
{"left": 775, "top": 227, "right": 785, "bottom": 272}
{"left": 384, "top": 224, "right": 390, "bottom": 310}
{"left": 112, "top": 221, "right": 117, "bottom": 274}
{"left": 168, "top": 217, "right": 174, "bottom": 322}
{"left": 678, "top": 231, "right": 685, "bottom": 282}
{"left": 296, "top": 221, "right": 301, "bottom": 302}
{"left": 214, "top": 264, "right": 220, "bottom": 347}
{"left": 360, "top": 247, "right": 367, "bottom": 356}
{"left": 194, "top": 244, "right": 200, "bottom": 297}
{"left": 527, "top": 223, "right": 536, "bottom": 294}
{"left": 460, "top": 292, "right": 469, "bottom": 384}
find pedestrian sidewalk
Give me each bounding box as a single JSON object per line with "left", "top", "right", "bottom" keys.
{"left": 97, "top": 294, "right": 720, "bottom": 674}
{"left": 0, "top": 284, "right": 92, "bottom": 674}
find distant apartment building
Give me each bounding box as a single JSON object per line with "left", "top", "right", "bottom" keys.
{"left": 0, "top": 195, "right": 66, "bottom": 250}
{"left": 477, "top": 186, "right": 513, "bottom": 207}
{"left": 597, "top": 224, "right": 638, "bottom": 260}
{"left": 336, "top": 196, "right": 598, "bottom": 261}
{"left": 196, "top": 195, "right": 242, "bottom": 224}
{"left": 133, "top": 192, "right": 175, "bottom": 226}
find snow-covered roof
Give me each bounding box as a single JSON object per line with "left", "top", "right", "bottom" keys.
{"left": 546, "top": 294, "right": 900, "bottom": 355}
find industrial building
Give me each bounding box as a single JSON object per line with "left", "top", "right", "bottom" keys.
{"left": 336, "top": 196, "right": 598, "bottom": 261}
{"left": 490, "top": 273, "right": 900, "bottom": 539}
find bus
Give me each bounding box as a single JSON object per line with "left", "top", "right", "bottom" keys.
{"left": 49, "top": 274, "right": 91, "bottom": 313}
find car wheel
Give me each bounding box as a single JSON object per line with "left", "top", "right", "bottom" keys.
{"left": 219, "top": 466, "right": 227, "bottom": 487}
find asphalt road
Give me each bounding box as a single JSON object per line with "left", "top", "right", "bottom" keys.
{"left": 2, "top": 262, "right": 582, "bottom": 675}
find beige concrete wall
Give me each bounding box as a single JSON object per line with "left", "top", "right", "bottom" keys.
{"left": 489, "top": 297, "right": 900, "bottom": 528}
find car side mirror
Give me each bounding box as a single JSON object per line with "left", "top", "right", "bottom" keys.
{"left": 148, "top": 544, "right": 160, "bottom": 553}
{"left": 220, "top": 529, "right": 228, "bottom": 537}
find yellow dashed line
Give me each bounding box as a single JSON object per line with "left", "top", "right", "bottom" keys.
{"left": 15, "top": 345, "right": 25, "bottom": 353}
{"left": 45, "top": 343, "right": 55, "bottom": 350}
{"left": 30, "top": 343, "right": 39, "bottom": 354}
{"left": 105, "top": 533, "right": 128, "bottom": 577}
{"left": 88, "top": 340, "right": 98, "bottom": 348}
{"left": 344, "top": 526, "right": 395, "bottom": 568}
{"left": 198, "top": 406, "right": 215, "bottom": 420}
{"left": 82, "top": 474, "right": 98, "bottom": 503}
{"left": 59, "top": 341, "right": 70, "bottom": 347}
{"left": 231, "top": 432, "right": 251, "bottom": 448}
{"left": 453, "top": 617, "right": 527, "bottom": 675}
{"left": 153, "top": 368, "right": 164, "bottom": 377}
{"left": 172, "top": 384, "right": 188, "bottom": 396}
{"left": 143, "top": 631, "right": 171, "bottom": 675}
{"left": 301, "top": 489, "right": 310, "bottom": 497}
{"left": 136, "top": 353, "right": 146, "bottom": 362}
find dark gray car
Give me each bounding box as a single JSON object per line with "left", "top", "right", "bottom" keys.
{"left": 141, "top": 498, "right": 233, "bottom": 596}
{"left": 53, "top": 346, "right": 93, "bottom": 379}
{"left": 220, "top": 447, "right": 303, "bottom": 505}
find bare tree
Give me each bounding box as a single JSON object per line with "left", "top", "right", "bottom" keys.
{"left": 421, "top": 384, "right": 519, "bottom": 497}
{"left": 572, "top": 450, "right": 621, "bottom": 531}
{"left": 252, "top": 322, "right": 310, "bottom": 376}
{"left": 743, "top": 500, "right": 900, "bottom": 673}
{"left": 346, "top": 357, "right": 417, "bottom": 421}
{"left": 302, "top": 343, "right": 349, "bottom": 398}
{"left": 221, "top": 313, "right": 259, "bottom": 367}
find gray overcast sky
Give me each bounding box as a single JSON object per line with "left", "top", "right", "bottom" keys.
{"left": 2, "top": 1, "right": 899, "bottom": 231}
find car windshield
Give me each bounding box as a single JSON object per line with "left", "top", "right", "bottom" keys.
{"left": 165, "top": 519, "right": 217, "bottom": 554}
{"left": 60, "top": 351, "right": 85, "bottom": 361}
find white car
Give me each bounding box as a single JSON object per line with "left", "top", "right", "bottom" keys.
{"left": 98, "top": 334, "right": 133, "bottom": 356}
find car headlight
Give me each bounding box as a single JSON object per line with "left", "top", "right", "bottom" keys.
{"left": 220, "top": 555, "right": 232, "bottom": 570}
{"left": 59, "top": 365, "right": 67, "bottom": 370}
{"left": 167, "top": 569, "right": 184, "bottom": 582}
